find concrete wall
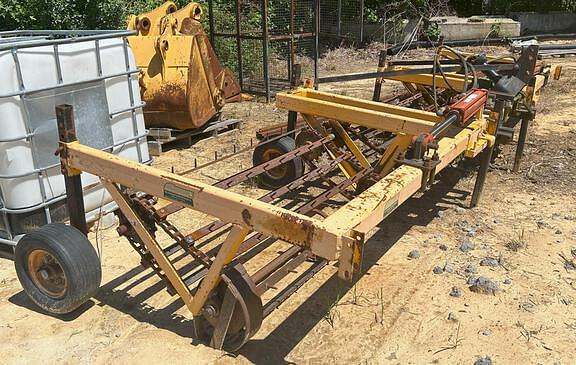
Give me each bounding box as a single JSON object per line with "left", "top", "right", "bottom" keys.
{"left": 431, "top": 16, "right": 520, "bottom": 41}
{"left": 510, "top": 12, "right": 576, "bottom": 35}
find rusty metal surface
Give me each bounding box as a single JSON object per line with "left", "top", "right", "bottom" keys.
{"left": 256, "top": 120, "right": 307, "bottom": 140}
{"left": 181, "top": 155, "right": 367, "bottom": 289}
{"left": 128, "top": 2, "right": 241, "bottom": 130}
{"left": 254, "top": 247, "right": 309, "bottom": 295}
{"left": 57, "top": 44, "right": 556, "bottom": 352}
{"left": 110, "top": 97, "right": 394, "bottom": 302}
{"left": 134, "top": 146, "right": 354, "bottom": 293}
{"left": 156, "top": 133, "right": 337, "bottom": 219}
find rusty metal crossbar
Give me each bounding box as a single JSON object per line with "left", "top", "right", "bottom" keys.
{"left": 181, "top": 153, "right": 365, "bottom": 289}
{"left": 54, "top": 70, "right": 501, "bottom": 350}
{"left": 156, "top": 133, "right": 336, "bottom": 219}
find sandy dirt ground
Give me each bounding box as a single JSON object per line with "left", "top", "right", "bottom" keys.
{"left": 1, "top": 45, "right": 575, "bottom": 365}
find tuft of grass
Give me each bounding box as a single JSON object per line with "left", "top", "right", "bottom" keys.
{"left": 434, "top": 323, "right": 463, "bottom": 354}
{"left": 324, "top": 293, "right": 341, "bottom": 328}
{"left": 351, "top": 284, "right": 359, "bottom": 306}
{"left": 348, "top": 284, "right": 371, "bottom": 307}
{"left": 516, "top": 321, "right": 544, "bottom": 343}
{"left": 559, "top": 249, "right": 576, "bottom": 271}
{"left": 505, "top": 228, "right": 527, "bottom": 252}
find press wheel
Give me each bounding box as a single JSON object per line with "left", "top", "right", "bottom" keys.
{"left": 194, "top": 264, "right": 263, "bottom": 352}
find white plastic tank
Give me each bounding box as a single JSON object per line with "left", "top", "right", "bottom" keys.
{"left": 0, "top": 31, "right": 150, "bottom": 241}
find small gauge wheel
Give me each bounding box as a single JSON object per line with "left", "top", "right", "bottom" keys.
{"left": 252, "top": 136, "right": 304, "bottom": 188}
{"left": 14, "top": 224, "right": 101, "bottom": 314}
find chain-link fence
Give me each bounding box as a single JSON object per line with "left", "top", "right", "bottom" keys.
{"left": 207, "top": 0, "right": 319, "bottom": 100}
{"left": 319, "top": 0, "right": 365, "bottom": 43}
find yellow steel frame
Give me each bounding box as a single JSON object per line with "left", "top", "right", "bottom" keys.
{"left": 379, "top": 58, "right": 561, "bottom": 104}
{"left": 276, "top": 88, "right": 441, "bottom": 134}
{"left": 382, "top": 66, "right": 471, "bottom": 92}
{"left": 59, "top": 87, "right": 494, "bottom": 314}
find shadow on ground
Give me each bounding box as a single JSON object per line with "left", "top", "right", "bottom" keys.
{"left": 8, "top": 292, "right": 95, "bottom": 321}
{"left": 238, "top": 169, "right": 470, "bottom": 364}
{"left": 7, "top": 167, "right": 472, "bottom": 362}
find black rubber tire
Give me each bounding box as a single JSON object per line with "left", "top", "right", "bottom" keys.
{"left": 14, "top": 223, "right": 102, "bottom": 315}
{"left": 252, "top": 136, "right": 304, "bottom": 188}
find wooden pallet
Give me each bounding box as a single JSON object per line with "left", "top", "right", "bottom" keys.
{"left": 147, "top": 118, "right": 242, "bottom": 156}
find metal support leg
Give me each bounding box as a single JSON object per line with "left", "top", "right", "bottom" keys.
{"left": 513, "top": 117, "right": 529, "bottom": 173}
{"left": 287, "top": 110, "right": 298, "bottom": 139}
{"left": 262, "top": 0, "right": 271, "bottom": 102}
{"left": 302, "top": 114, "right": 358, "bottom": 178}
{"left": 470, "top": 99, "right": 506, "bottom": 208}
{"left": 372, "top": 50, "right": 387, "bottom": 102}
{"left": 191, "top": 225, "right": 249, "bottom": 314}
{"left": 328, "top": 120, "right": 371, "bottom": 169}
{"left": 103, "top": 180, "right": 195, "bottom": 309}
{"left": 56, "top": 104, "right": 87, "bottom": 235}
{"left": 470, "top": 145, "right": 492, "bottom": 208}
{"left": 234, "top": 0, "right": 243, "bottom": 90}
{"left": 313, "top": 0, "right": 320, "bottom": 89}
{"left": 291, "top": 63, "right": 302, "bottom": 88}
{"left": 359, "top": 0, "right": 365, "bottom": 44}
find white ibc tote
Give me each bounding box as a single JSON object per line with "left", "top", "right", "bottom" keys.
{"left": 0, "top": 30, "right": 150, "bottom": 245}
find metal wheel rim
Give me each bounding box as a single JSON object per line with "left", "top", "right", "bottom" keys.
{"left": 196, "top": 281, "right": 254, "bottom": 352}
{"left": 27, "top": 249, "right": 67, "bottom": 299}
{"left": 196, "top": 312, "right": 251, "bottom": 352}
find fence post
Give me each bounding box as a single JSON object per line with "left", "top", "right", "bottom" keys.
{"left": 235, "top": 0, "right": 243, "bottom": 90}
{"left": 359, "top": 0, "right": 364, "bottom": 44}
{"left": 372, "top": 50, "right": 387, "bottom": 102}
{"left": 262, "top": 0, "right": 271, "bottom": 102}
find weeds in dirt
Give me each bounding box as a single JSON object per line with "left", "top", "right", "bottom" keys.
{"left": 559, "top": 249, "right": 576, "bottom": 271}
{"left": 516, "top": 322, "right": 544, "bottom": 343}
{"left": 344, "top": 284, "right": 372, "bottom": 307}
{"left": 351, "top": 284, "right": 361, "bottom": 306}
{"left": 497, "top": 254, "right": 510, "bottom": 271}
{"left": 505, "top": 228, "right": 527, "bottom": 252}
{"left": 324, "top": 293, "right": 341, "bottom": 328}
{"left": 565, "top": 321, "right": 576, "bottom": 331}
{"left": 434, "top": 323, "right": 463, "bottom": 354}
{"left": 323, "top": 284, "right": 381, "bottom": 329}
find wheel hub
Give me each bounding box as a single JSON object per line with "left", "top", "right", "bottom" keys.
{"left": 262, "top": 148, "right": 288, "bottom": 179}
{"left": 27, "top": 249, "right": 67, "bottom": 299}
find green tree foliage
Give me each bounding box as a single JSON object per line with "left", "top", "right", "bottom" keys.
{"left": 0, "top": 0, "right": 35, "bottom": 29}
{"left": 3, "top": 0, "right": 576, "bottom": 31}
{"left": 0, "top": 0, "right": 199, "bottom": 30}
{"left": 365, "top": 0, "right": 451, "bottom": 19}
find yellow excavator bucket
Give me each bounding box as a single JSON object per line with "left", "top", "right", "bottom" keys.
{"left": 127, "top": 1, "right": 241, "bottom": 130}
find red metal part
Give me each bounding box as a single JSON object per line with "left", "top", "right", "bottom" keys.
{"left": 449, "top": 89, "right": 488, "bottom": 126}
{"left": 411, "top": 132, "right": 435, "bottom": 149}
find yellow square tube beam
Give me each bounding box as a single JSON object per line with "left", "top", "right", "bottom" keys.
{"left": 327, "top": 120, "right": 487, "bottom": 242}
{"left": 300, "top": 89, "right": 442, "bottom": 123}
{"left": 383, "top": 66, "right": 470, "bottom": 91}
{"left": 440, "top": 49, "right": 515, "bottom": 64}
{"left": 63, "top": 142, "right": 342, "bottom": 261}
{"left": 276, "top": 89, "right": 438, "bottom": 135}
